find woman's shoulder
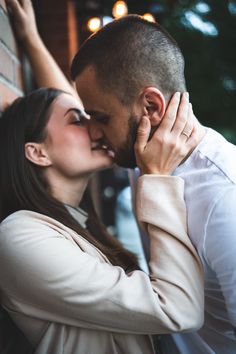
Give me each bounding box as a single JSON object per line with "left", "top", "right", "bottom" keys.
{"left": 0, "top": 211, "right": 74, "bottom": 260}
{"left": 1, "top": 209, "right": 52, "bottom": 226}
{"left": 0, "top": 210, "right": 66, "bottom": 237}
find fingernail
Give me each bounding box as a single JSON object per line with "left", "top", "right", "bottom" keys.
{"left": 184, "top": 92, "right": 189, "bottom": 99}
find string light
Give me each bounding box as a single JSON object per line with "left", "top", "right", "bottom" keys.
{"left": 87, "top": 17, "right": 102, "bottom": 32}
{"left": 142, "top": 13, "right": 156, "bottom": 23}
{"left": 87, "top": 3, "right": 155, "bottom": 34}
{"left": 112, "top": 1, "right": 128, "bottom": 19}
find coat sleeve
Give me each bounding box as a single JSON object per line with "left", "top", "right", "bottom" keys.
{"left": 0, "top": 175, "right": 204, "bottom": 335}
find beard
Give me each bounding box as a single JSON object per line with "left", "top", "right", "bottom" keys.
{"left": 114, "top": 114, "right": 139, "bottom": 168}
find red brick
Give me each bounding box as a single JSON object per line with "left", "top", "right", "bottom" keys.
{"left": 0, "top": 80, "right": 22, "bottom": 112}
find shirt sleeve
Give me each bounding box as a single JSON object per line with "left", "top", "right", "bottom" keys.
{"left": 204, "top": 186, "right": 236, "bottom": 328}
{"left": 0, "top": 176, "right": 204, "bottom": 335}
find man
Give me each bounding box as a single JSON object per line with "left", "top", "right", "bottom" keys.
{"left": 71, "top": 15, "right": 236, "bottom": 354}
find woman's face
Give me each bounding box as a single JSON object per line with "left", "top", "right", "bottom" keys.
{"left": 42, "top": 93, "right": 113, "bottom": 178}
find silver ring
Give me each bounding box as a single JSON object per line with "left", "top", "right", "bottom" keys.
{"left": 181, "top": 131, "right": 190, "bottom": 138}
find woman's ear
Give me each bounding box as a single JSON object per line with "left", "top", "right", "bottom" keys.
{"left": 25, "top": 143, "right": 51, "bottom": 167}
{"left": 140, "top": 87, "right": 166, "bottom": 127}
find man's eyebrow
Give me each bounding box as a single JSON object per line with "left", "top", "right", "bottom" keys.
{"left": 85, "top": 110, "right": 104, "bottom": 115}
{"left": 85, "top": 110, "right": 109, "bottom": 117}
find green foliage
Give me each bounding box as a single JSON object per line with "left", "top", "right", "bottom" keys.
{"left": 161, "top": 0, "right": 236, "bottom": 142}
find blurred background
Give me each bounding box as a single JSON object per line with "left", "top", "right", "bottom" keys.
{"left": 1, "top": 0, "right": 236, "bottom": 268}
{"left": 34, "top": 0, "right": 236, "bottom": 142}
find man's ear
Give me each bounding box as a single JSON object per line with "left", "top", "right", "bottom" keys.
{"left": 139, "top": 87, "right": 166, "bottom": 127}
{"left": 25, "top": 142, "right": 51, "bottom": 167}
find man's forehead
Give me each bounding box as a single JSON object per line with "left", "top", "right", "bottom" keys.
{"left": 76, "top": 83, "right": 121, "bottom": 116}
{"left": 75, "top": 65, "right": 97, "bottom": 88}
{"left": 75, "top": 68, "right": 104, "bottom": 104}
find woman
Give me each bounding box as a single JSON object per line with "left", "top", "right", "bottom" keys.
{"left": 0, "top": 1, "right": 203, "bottom": 354}
{"left": 0, "top": 87, "right": 203, "bottom": 354}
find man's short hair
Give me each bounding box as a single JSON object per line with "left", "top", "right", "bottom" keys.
{"left": 71, "top": 15, "right": 187, "bottom": 105}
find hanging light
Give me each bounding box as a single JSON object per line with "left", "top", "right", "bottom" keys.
{"left": 142, "top": 13, "right": 156, "bottom": 23}
{"left": 87, "top": 17, "right": 102, "bottom": 32}
{"left": 112, "top": 1, "right": 128, "bottom": 19}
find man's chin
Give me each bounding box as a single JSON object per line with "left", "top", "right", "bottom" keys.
{"left": 113, "top": 114, "right": 139, "bottom": 169}
{"left": 114, "top": 151, "right": 137, "bottom": 169}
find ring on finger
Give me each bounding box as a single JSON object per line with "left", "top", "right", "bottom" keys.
{"left": 181, "top": 131, "right": 190, "bottom": 139}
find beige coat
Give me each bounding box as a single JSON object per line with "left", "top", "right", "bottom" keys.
{"left": 0, "top": 176, "right": 204, "bottom": 354}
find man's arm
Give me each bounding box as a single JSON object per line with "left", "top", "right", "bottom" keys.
{"left": 204, "top": 187, "right": 236, "bottom": 335}
{"left": 6, "top": 0, "right": 81, "bottom": 102}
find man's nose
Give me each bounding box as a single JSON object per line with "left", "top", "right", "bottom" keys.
{"left": 87, "top": 120, "right": 104, "bottom": 141}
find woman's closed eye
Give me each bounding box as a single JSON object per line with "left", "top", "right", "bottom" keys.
{"left": 65, "top": 108, "right": 89, "bottom": 126}
{"left": 70, "top": 113, "right": 87, "bottom": 126}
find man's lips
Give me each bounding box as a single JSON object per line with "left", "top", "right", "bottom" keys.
{"left": 91, "top": 142, "right": 107, "bottom": 150}
{"left": 91, "top": 143, "right": 115, "bottom": 158}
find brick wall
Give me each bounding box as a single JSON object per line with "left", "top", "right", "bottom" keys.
{"left": 0, "top": 0, "right": 24, "bottom": 113}
{"left": 35, "top": 0, "right": 79, "bottom": 80}
{"left": 0, "top": 0, "right": 79, "bottom": 114}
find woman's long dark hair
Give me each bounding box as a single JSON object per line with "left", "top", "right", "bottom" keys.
{"left": 0, "top": 88, "right": 139, "bottom": 353}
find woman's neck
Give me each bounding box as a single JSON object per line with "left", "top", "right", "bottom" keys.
{"left": 46, "top": 172, "right": 89, "bottom": 207}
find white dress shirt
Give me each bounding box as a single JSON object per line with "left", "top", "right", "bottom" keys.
{"left": 168, "top": 127, "right": 236, "bottom": 353}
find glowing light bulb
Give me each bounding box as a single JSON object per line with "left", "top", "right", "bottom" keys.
{"left": 87, "top": 17, "right": 102, "bottom": 32}
{"left": 142, "top": 13, "right": 155, "bottom": 23}
{"left": 112, "top": 1, "right": 128, "bottom": 19}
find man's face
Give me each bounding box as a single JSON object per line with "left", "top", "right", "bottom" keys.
{"left": 75, "top": 66, "right": 141, "bottom": 168}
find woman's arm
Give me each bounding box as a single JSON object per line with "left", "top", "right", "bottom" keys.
{"left": 6, "top": 0, "right": 81, "bottom": 102}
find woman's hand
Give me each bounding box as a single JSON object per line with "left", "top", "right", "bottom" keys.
{"left": 135, "top": 92, "right": 200, "bottom": 175}
{"left": 6, "top": 0, "right": 39, "bottom": 45}
{"left": 6, "top": 0, "right": 80, "bottom": 99}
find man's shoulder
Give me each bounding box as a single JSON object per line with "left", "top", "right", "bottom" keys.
{"left": 176, "top": 128, "right": 236, "bottom": 186}
{"left": 197, "top": 128, "right": 236, "bottom": 184}
{"left": 175, "top": 128, "right": 236, "bottom": 240}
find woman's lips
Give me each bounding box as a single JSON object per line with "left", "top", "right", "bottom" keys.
{"left": 91, "top": 143, "right": 115, "bottom": 158}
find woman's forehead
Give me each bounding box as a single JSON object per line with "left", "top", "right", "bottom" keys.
{"left": 52, "top": 93, "right": 84, "bottom": 112}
